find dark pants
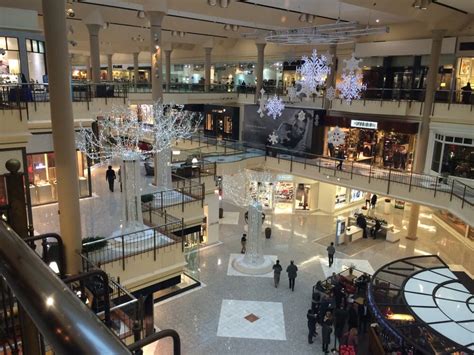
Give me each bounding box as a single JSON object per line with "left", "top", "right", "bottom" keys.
{"left": 108, "top": 179, "right": 114, "bottom": 192}
{"left": 328, "top": 254, "right": 334, "bottom": 267}
{"left": 337, "top": 161, "right": 343, "bottom": 170}
{"left": 289, "top": 278, "right": 295, "bottom": 291}
{"left": 322, "top": 341, "right": 329, "bottom": 352}
{"left": 308, "top": 322, "right": 316, "bottom": 343}
{"left": 274, "top": 273, "right": 280, "bottom": 287}
{"left": 359, "top": 317, "right": 368, "bottom": 334}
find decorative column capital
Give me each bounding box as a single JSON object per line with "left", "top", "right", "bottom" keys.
{"left": 432, "top": 29, "right": 447, "bottom": 40}
{"left": 147, "top": 11, "right": 167, "bottom": 27}
{"left": 256, "top": 42, "right": 266, "bottom": 52}
{"left": 86, "top": 23, "right": 102, "bottom": 36}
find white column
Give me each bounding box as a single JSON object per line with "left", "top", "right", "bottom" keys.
{"left": 107, "top": 54, "right": 113, "bottom": 81}
{"left": 255, "top": 42, "right": 266, "bottom": 103}
{"left": 407, "top": 29, "right": 446, "bottom": 240}
{"left": 204, "top": 47, "right": 212, "bottom": 92}
{"left": 86, "top": 24, "right": 101, "bottom": 83}
{"left": 133, "top": 52, "right": 139, "bottom": 85}
{"left": 165, "top": 49, "right": 172, "bottom": 92}
{"left": 41, "top": 0, "right": 83, "bottom": 274}
{"left": 147, "top": 11, "right": 166, "bottom": 101}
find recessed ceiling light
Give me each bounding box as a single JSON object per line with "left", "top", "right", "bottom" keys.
{"left": 375, "top": 19, "right": 380, "bottom": 23}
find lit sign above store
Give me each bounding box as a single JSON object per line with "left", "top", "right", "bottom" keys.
{"left": 351, "top": 120, "right": 378, "bottom": 130}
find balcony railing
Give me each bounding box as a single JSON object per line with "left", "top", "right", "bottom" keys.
{"left": 182, "top": 134, "right": 474, "bottom": 211}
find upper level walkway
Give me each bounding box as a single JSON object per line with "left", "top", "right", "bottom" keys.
{"left": 175, "top": 135, "right": 474, "bottom": 226}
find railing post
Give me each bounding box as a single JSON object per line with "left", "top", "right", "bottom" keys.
{"left": 201, "top": 183, "right": 205, "bottom": 207}
{"left": 160, "top": 191, "right": 163, "bottom": 210}
{"left": 387, "top": 167, "right": 392, "bottom": 195}
{"left": 351, "top": 160, "right": 354, "bottom": 179}
{"left": 290, "top": 155, "right": 293, "bottom": 172}
{"left": 409, "top": 169, "right": 414, "bottom": 192}
{"left": 181, "top": 187, "right": 185, "bottom": 212}
{"left": 318, "top": 157, "right": 321, "bottom": 173}
{"left": 121, "top": 235, "right": 125, "bottom": 271}
{"left": 368, "top": 164, "right": 372, "bottom": 184}
{"left": 462, "top": 185, "right": 467, "bottom": 208}
{"left": 450, "top": 179, "right": 455, "bottom": 201}
{"left": 434, "top": 176, "right": 438, "bottom": 198}
{"left": 304, "top": 156, "right": 306, "bottom": 169}
{"left": 153, "top": 229, "right": 156, "bottom": 261}
{"left": 334, "top": 159, "right": 337, "bottom": 176}
{"left": 181, "top": 218, "right": 185, "bottom": 252}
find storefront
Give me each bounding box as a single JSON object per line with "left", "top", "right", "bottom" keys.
{"left": 324, "top": 116, "right": 418, "bottom": 171}
{"left": 430, "top": 132, "right": 474, "bottom": 179}
{"left": 0, "top": 36, "right": 20, "bottom": 83}
{"left": 456, "top": 56, "right": 474, "bottom": 103}
{"left": 203, "top": 105, "right": 240, "bottom": 140}
{"left": 25, "top": 38, "right": 46, "bottom": 83}
{"left": 316, "top": 182, "right": 367, "bottom": 213}
{"left": 27, "top": 151, "right": 91, "bottom": 206}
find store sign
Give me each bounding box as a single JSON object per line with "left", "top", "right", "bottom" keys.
{"left": 351, "top": 120, "right": 378, "bottom": 130}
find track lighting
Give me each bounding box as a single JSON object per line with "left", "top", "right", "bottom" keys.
{"left": 171, "top": 31, "right": 186, "bottom": 37}
{"left": 299, "top": 13, "right": 317, "bottom": 24}
{"left": 413, "top": 0, "right": 432, "bottom": 10}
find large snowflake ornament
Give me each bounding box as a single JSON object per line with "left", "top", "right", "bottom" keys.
{"left": 257, "top": 88, "right": 266, "bottom": 118}
{"left": 343, "top": 54, "right": 363, "bottom": 72}
{"left": 297, "top": 110, "right": 306, "bottom": 121}
{"left": 296, "top": 49, "right": 331, "bottom": 95}
{"left": 327, "top": 126, "right": 346, "bottom": 146}
{"left": 268, "top": 131, "right": 279, "bottom": 145}
{"left": 265, "top": 95, "right": 285, "bottom": 120}
{"left": 325, "top": 86, "right": 336, "bottom": 101}
{"left": 337, "top": 71, "right": 366, "bottom": 103}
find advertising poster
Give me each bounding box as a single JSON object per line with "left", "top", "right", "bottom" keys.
{"left": 243, "top": 104, "right": 326, "bottom": 154}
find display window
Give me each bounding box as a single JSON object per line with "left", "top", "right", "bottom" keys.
{"left": 0, "top": 36, "right": 21, "bottom": 83}
{"left": 274, "top": 181, "right": 294, "bottom": 214}
{"left": 350, "top": 189, "right": 364, "bottom": 203}
{"left": 72, "top": 69, "right": 88, "bottom": 81}
{"left": 27, "top": 151, "right": 91, "bottom": 206}
{"left": 249, "top": 181, "right": 273, "bottom": 210}
{"left": 295, "top": 183, "right": 310, "bottom": 211}
{"left": 335, "top": 186, "right": 347, "bottom": 209}
{"left": 25, "top": 39, "right": 46, "bottom": 83}
{"left": 431, "top": 133, "right": 474, "bottom": 179}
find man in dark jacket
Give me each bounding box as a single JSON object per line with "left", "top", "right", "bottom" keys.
{"left": 307, "top": 309, "right": 318, "bottom": 344}
{"left": 356, "top": 214, "right": 368, "bottom": 238}
{"left": 371, "top": 194, "right": 378, "bottom": 209}
{"left": 327, "top": 242, "right": 336, "bottom": 267}
{"left": 272, "top": 260, "right": 282, "bottom": 288}
{"left": 286, "top": 260, "right": 298, "bottom": 291}
{"left": 105, "top": 165, "right": 116, "bottom": 192}
{"left": 333, "top": 304, "right": 348, "bottom": 351}
{"left": 347, "top": 303, "right": 358, "bottom": 330}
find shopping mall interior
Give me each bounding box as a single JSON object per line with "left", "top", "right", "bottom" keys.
{"left": 0, "top": 0, "right": 473, "bottom": 354}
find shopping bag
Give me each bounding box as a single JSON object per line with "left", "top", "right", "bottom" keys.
{"left": 339, "top": 344, "right": 356, "bottom": 355}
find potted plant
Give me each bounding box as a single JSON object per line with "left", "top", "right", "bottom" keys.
{"left": 384, "top": 198, "right": 391, "bottom": 214}
{"left": 265, "top": 227, "right": 272, "bottom": 239}
{"left": 348, "top": 263, "right": 356, "bottom": 276}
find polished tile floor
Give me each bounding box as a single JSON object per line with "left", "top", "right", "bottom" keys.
{"left": 31, "top": 165, "right": 473, "bottom": 354}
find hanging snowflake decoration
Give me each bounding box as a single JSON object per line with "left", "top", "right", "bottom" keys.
{"left": 257, "top": 88, "right": 266, "bottom": 118}
{"left": 287, "top": 86, "right": 298, "bottom": 102}
{"left": 336, "top": 53, "right": 366, "bottom": 103}
{"left": 268, "top": 131, "right": 279, "bottom": 145}
{"left": 296, "top": 49, "right": 331, "bottom": 95}
{"left": 297, "top": 110, "right": 306, "bottom": 121}
{"left": 325, "top": 86, "right": 336, "bottom": 101}
{"left": 327, "top": 126, "right": 346, "bottom": 146}
{"left": 314, "top": 114, "right": 320, "bottom": 127}
{"left": 337, "top": 71, "right": 366, "bottom": 103}
{"left": 265, "top": 95, "right": 285, "bottom": 120}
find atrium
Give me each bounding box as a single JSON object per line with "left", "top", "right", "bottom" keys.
{"left": 0, "top": 0, "right": 473, "bottom": 354}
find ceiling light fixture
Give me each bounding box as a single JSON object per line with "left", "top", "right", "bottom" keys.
{"left": 137, "top": 10, "right": 145, "bottom": 19}
{"left": 231, "top": 24, "right": 240, "bottom": 32}
{"left": 224, "top": 24, "right": 231, "bottom": 31}
{"left": 208, "top": 0, "right": 218, "bottom": 6}
{"left": 375, "top": 19, "right": 380, "bottom": 23}
{"left": 220, "top": 0, "right": 230, "bottom": 8}
{"left": 413, "top": 0, "right": 432, "bottom": 10}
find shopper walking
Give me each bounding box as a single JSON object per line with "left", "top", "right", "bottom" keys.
{"left": 347, "top": 303, "right": 359, "bottom": 330}
{"left": 327, "top": 242, "right": 336, "bottom": 267}
{"left": 336, "top": 150, "right": 345, "bottom": 170}
{"left": 461, "top": 82, "right": 472, "bottom": 104}
{"left": 321, "top": 311, "right": 333, "bottom": 354}
{"left": 371, "top": 194, "right": 378, "bottom": 209}
{"left": 286, "top": 260, "right": 298, "bottom": 291}
{"left": 272, "top": 260, "right": 282, "bottom": 288}
{"left": 358, "top": 300, "right": 370, "bottom": 334}
{"left": 307, "top": 309, "right": 318, "bottom": 344}
{"left": 241, "top": 234, "right": 247, "bottom": 254}
{"left": 333, "top": 304, "right": 348, "bottom": 351}
{"left": 105, "top": 165, "right": 116, "bottom": 192}
{"left": 364, "top": 192, "right": 371, "bottom": 209}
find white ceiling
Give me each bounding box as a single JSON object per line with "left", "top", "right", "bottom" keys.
{"left": 435, "top": 0, "right": 474, "bottom": 14}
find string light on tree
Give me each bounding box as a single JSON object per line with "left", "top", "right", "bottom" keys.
{"left": 265, "top": 94, "right": 285, "bottom": 120}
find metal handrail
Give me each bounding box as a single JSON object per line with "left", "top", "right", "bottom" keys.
{"left": 0, "top": 221, "right": 131, "bottom": 354}
{"left": 128, "top": 329, "right": 181, "bottom": 355}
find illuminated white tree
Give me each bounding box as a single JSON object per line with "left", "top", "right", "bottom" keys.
{"left": 222, "top": 169, "right": 275, "bottom": 274}
{"left": 139, "top": 102, "right": 202, "bottom": 189}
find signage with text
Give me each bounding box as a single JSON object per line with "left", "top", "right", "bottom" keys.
{"left": 351, "top": 120, "right": 378, "bottom": 130}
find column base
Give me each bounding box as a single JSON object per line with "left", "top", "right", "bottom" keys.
{"left": 405, "top": 235, "right": 418, "bottom": 241}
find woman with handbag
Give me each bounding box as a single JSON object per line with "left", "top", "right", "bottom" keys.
{"left": 321, "top": 311, "right": 333, "bottom": 354}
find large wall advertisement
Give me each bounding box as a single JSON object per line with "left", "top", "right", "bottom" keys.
{"left": 243, "top": 104, "right": 326, "bottom": 154}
